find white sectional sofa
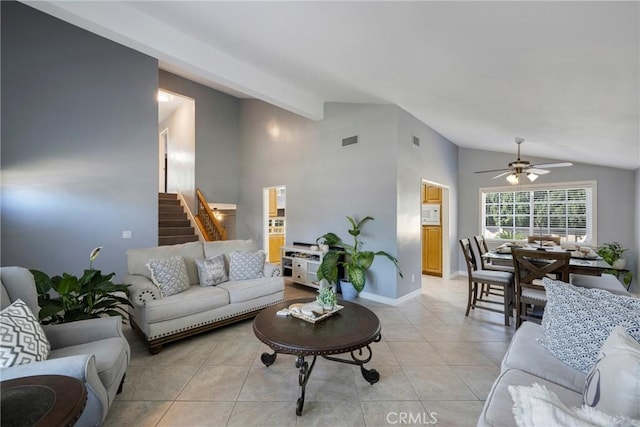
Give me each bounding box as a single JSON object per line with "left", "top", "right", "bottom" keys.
{"left": 124, "top": 240, "right": 284, "bottom": 353}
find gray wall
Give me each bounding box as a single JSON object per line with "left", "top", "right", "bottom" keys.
{"left": 397, "top": 109, "right": 459, "bottom": 297}
{"left": 635, "top": 168, "right": 640, "bottom": 294}
{"left": 458, "top": 147, "right": 637, "bottom": 290}
{"left": 1, "top": 2, "right": 158, "bottom": 280}
{"left": 159, "top": 71, "right": 241, "bottom": 205}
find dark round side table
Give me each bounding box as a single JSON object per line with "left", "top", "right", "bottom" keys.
{"left": 1, "top": 374, "right": 87, "bottom": 427}
{"left": 253, "top": 298, "right": 381, "bottom": 416}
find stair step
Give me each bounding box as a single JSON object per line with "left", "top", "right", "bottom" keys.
{"left": 159, "top": 235, "right": 199, "bottom": 246}
{"left": 159, "top": 219, "right": 190, "bottom": 228}
{"left": 159, "top": 198, "right": 181, "bottom": 206}
{"left": 159, "top": 193, "right": 178, "bottom": 200}
{"left": 159, "top": 205, "right": 184, "bottom": 214}
{"left": 159, "top": 226, "right": 195, "bottom": 236}
{"left": 159, "top": 213, "right": 188, "bottom": 221}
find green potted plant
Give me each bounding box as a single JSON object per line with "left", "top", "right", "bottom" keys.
{"left": 596, "top": 241, "right": 628, "bottom": 269}
{"left": 31, "top": 247, "right": 132, "bottom": 324}
{"left": 316, "top": 216, "right": 403, "bottom": 300}
{"left": 316, "top": 286, "right": 338, "bottom": 310}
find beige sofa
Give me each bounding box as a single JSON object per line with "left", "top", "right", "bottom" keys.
{"left": 124, "top": 240, "right": 284, "bottom": 353}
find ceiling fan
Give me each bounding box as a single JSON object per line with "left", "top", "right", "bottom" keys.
{"left": 474, "top": 138, "right": 573, "bottom": 184}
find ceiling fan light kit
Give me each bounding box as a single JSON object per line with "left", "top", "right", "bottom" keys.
{"left": 474, "top": 138, "right": 573, "bottom": 185}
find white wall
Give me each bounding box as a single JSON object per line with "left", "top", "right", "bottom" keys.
{"left": 458, "top": 147, "right": 637, "bottom": 289}
{"left": 159, "top": 99, "right": 196, "bottom": 212}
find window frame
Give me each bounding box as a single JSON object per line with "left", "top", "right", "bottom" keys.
{"left": 478, "top": 180, "right": 598, "bottom": 245}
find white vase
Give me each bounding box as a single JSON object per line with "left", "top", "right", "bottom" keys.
{"left": 612, "top": 259, "right": 626, "bottom": 269}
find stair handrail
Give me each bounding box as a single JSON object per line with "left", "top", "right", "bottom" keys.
{"left": 195, "top": 188, "right": 227, "bottom": 241}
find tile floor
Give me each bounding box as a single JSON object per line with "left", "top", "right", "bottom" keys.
{"left": 104, "top": 275, "right": 514, "bottom": 426}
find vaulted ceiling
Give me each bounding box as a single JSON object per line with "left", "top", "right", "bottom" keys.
{"left": 25, "top": 1, "right": 639, "bottom": 169}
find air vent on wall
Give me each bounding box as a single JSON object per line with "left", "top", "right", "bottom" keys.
{"left": 341, "top": 135, "right": 359, "bottom": 147}
{"left": 413, "top": 136, "right": 420, "bottom": 147}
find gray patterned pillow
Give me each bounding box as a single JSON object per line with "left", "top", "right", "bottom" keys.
{"left": 0, "top": 299, "right": 50, "bottom": 368}
{"left": 147, "top": 256, "right": 190, "bottom": 297}
{"left": 228, "top": 250, "right": 266, "bottom": 280}
{"left": 195, "top": 255, "right": 228, "bottom": 286}
{"left": 540, "top": 278, "right": 640, "bottom": 373}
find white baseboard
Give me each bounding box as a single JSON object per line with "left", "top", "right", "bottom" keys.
{"left": 359, "top": 287, "right": 423, "bottom": 306}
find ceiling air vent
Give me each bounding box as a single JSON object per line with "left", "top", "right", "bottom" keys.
{"left": 413, "top": 136, "right": 420, "bottom": 147}
{"left": 341, "top": 135, "right": 359, "bottom": 147}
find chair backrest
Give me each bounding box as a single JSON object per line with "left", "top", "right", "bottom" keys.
{"left": 527, "top": 235, "right": 561, "bottom": 246}
{"left": 0, "top": 266, "right": 40, "bottom": 314}
{"left": 473, "top": 235, "right": 490, "bottom": 269}
{"left": 459, "top": 238, "right": 479, "bottom": 273}
{"left": 512, "top": 248, "right": 570, "bottom": 289}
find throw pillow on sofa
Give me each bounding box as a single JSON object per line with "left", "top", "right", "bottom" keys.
{"left": 228, "top": 250, "right": 266, "bottom": 280}
{"left": 0, "top": 299, "right": 50, "bottom": 368}
{"left": 195, "top": 255, "right": 228, "bottom": 286}
{"left": 583, "top": 325, "right": 640, "bottom": 420}
{"left": 540, "top": 278, "right": 640, "bottom": 373}
{"left": 147, "top": 256, "right": 190, "bottom": 297}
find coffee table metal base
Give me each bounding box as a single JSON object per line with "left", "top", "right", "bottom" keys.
{"left": 260, "top": 334, "right": 381, "bottom": 416}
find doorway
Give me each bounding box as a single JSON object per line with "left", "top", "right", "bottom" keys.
{"left": 263, "top": 186, "right": 286, "bottom": 264}
{"left": 421, "top": 180, "right": 450, "bottom": 278}
{"left": 157, "top": 89, "right": 196, "bottom": 211}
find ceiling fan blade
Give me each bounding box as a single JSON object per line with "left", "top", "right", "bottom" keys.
{"left": 531, "top": 162, "right": 573, "bottom": 169}
{"left": 474, "top": 168, "right": 510, "bottom": 174}
{"left": 492, "top": 171, "right": 512, "bottom": 179}
{"left": 525, "top": 168, "right": 550, "bottom": 175}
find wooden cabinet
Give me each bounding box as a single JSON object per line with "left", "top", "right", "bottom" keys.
{"left": 268, "top": 188, "right": 277, "bottom": 217}
{"left": 268, "top": 234, "right": 284, "bottom": 263}
{"left": 422, "top": 183, "right": 442, "bottom": 276}
{"left": 422, "top": 226, "right": 442, "bottom": 276}
{"left": 281, "top": 245, "right": 324, "bottom": 289}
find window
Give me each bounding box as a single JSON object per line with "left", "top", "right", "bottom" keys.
{"left": 481, "top": 181, "right": 596, "bottom": 244}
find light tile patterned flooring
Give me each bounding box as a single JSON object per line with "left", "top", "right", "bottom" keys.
{"left": 105, "top": 275, "right": 514, "bottom": 426}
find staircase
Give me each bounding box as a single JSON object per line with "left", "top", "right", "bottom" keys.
{"left": 158, "top": 193, "right": 199, "bottom": 246}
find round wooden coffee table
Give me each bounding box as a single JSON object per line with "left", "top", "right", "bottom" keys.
{"left": 1, "top": 374, "right": 87, "bottom": 427}
{"left": 253, "top": 298, "right": 381, "bottom": 416}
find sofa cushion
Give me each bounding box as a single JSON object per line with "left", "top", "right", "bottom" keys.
{"left": 570, "top": 273, "right": 631, "bottom": 296}
{"left": 49, "top": 337, "right": 128, "bottom": 388}
{"left": 147, "top": 256, "right": 190, "bottom": 297}
{"left": 479, "top": 368, "right": 583, "bottom": 427}
{"left": 509, "top": 382, "right": 636, "bottom": 427}
{"left": 218, "top": 276, "right": 284, "bottom": 304}
{"left": 144, "top": 285, "right": 230, "bottom": 323}
{"left": 203, "top": 240, "right": 257, "bottom": 269}
{"left": 502, "top": 322, "right": 586, "bottom": 393}
{"left": 540, "top": 278, "right": 640, "bottom": 374}
{"left": 127, "top": 241, "right": 203, "bottom": 285}
{"left": 583, "top": 326, "right": 640, "bottom": 419}
{"left": 228, "top": 250, "right": 266, "bottom": 280}
{"left": 0, "top": 299, "right": 51, "bottom": 368}
{"left": 195, "top": 255, "right": 228, "bottom": 287}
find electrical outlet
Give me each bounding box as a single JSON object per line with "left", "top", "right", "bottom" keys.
{"left": 122, "top": 230, "right": 132, "bottom": 239}
{"left": 411, "top": 274, "right": 415, "bottom": 283}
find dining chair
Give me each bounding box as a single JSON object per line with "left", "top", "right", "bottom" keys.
{"left": 459, "top": 238, "right": 514, "bottom": 326}
{"left": 512, "top": 248, "right": 570, "bottom": 328}
{"left": 527, "top": 235, "right": 561, "bottom": 247}
{"left": 472, "top": 235, "right": 514, "bottom": 299}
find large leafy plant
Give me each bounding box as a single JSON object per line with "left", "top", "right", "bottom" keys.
{"left": 31, "top": 247, "right": 132, "bottom": 324}
{"left": 316, "top": 216, "right": 403, "bottom": 293}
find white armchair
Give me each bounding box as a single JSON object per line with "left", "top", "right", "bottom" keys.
{"left": 0, "top": 266, "right": 130, "bottom": 427}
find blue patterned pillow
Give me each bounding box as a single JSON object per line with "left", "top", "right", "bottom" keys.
{"left": 540, "top": 278, "right": 640, "bottom": 373}
{"left": 147, "top": 256, "right": 190, "bottom": 297}
{"left": 0, "top": 299, "right": 50, "bottom": 368}
{"left": 195, "top": 255, "right": 228, "bottom": 286}
{"left": 228, "top": 250, "right": 265, "bottom": 280}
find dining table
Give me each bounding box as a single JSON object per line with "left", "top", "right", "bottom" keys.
{"left": 483, "top": 248, "right": 612, "bottom": 276}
